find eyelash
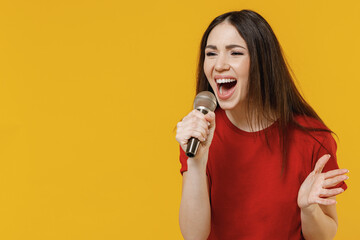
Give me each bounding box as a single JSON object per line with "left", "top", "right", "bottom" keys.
{"left": 206, "top": 52, "right": 216, "bottom": 56}
{"left": 205, "top": 52, "right": 244, "bottom": 56}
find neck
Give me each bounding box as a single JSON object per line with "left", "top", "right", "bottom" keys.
{"left": 225, "top": 102, "right": 276, "bottom": 132}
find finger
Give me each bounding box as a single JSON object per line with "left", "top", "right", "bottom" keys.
{"left": 205, "top": 111, "right": 215, "bottom": 121}
{"left": 177, "top": 128, "right": 202, "bottom": 141}
{"left": 178, "top": 120, "right": 209, "bottom": 141}
{"left": 323, "top": 175, "right": 349, "bottom": 188}
{"left": 204, "top": 111, "right": 216, "bottom": 130}
{"left": 315, "top": 197, "right": 337, "bottom": 205}
{"left": 193, "top": 111, "right": 210, "bottom": 127}
{"left": 192, "top": 110, "right": 215, "bottom": 130}
{"left": 176, "top": 132, "right": 192, "bottom": 144}
{"left": 319, "top": 188, "right": 344, "bottom": 198}
{"left": 180, "top": 114, "right": 208, "bottom": 131}
{"left": 313, "top": 154, "right": 331, "bottom": 174}
{"left": 183, "top": 109, "right": 203, "bottom": 122}
{"left": 186, "top": 119, "right": 208, "bottom": 133}
{"left": 181, "top": 110, "right": 194, "bottom": 121}
{"left": 324, "top": 168, "right": 349, "bottom": 179}
{"left": 180, "top": 130, "right": 205, "bottom": 143}
{"left": 192, "top": 109, "right": 208, "bottom": 119}
{"left": 192, "top": 129, "right": 208, "bottom": 142}
{"left": 176, "top": 126, "right": 189, "bottom": 144}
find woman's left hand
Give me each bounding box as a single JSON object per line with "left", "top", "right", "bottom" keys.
{"left": 297, "top": 154, "right": 348, "bottom": 211}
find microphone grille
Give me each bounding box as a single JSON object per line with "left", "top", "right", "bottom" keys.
{"left": 194, "top": 91, "right": 217, "bottom": 112}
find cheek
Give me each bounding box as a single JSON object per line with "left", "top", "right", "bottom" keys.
{"left": 234, "top": 61, "right": 250, "bottom": 77}
{"left": 203, "top": 59, "right": 212, "bottom": 78}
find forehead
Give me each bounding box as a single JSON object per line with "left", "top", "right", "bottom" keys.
{"left": 206, "top": 22, "right": 247, "bottom": 46}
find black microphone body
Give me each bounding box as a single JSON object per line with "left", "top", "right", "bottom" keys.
{"left": 186, "top": 91, "right": 217, "bottom": 158}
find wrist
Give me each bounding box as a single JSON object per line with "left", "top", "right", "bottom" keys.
{"left": 187, "top": 151, "right": 209, "bottom": 172}
{"left": 300, "top": 203, "right": 319, "bottom": 216}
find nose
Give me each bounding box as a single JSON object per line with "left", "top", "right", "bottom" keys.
{"left": 214, "top": 54, "right": 230, "bottom": 72}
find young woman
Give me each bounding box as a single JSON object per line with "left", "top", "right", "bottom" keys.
{"left": 176, "top": 10, "right": 348, "bottom": 240}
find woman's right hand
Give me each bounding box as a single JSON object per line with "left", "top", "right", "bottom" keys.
{"left": 176, "top": 109, "right": 216, "bottom": 162}
{"left": 178, "top": 110, "right": 214, "bottom": 239}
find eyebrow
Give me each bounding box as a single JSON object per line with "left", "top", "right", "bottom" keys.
{"left": 205, "top": 44, "right": 246, "bottom": 50}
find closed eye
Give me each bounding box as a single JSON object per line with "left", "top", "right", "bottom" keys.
{"left": 231, "top": 52, "right": 244, "bottom": 56}
{"left": 206, "top": 52, "right": 217, "bottom": 56}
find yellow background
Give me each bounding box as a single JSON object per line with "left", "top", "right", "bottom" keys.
{"left": 0, "top": 0, "right": 358, "bottom": 239}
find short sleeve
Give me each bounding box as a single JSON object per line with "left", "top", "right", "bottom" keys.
{"left": 312, "top": 132, "right": 347, "bottom": 191}
{"left": 179, "top": 146, "right": 188, "bottom": 175}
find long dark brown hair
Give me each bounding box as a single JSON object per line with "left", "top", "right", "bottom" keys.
{"left": 196, "top": 10, "right": 332, "bottom": 173}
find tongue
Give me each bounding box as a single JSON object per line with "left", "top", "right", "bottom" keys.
{"left": 220, "top": 82, "right": 236, "bottom": 95}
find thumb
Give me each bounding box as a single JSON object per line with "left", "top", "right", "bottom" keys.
{"left": 205, "top": 111, "right": 216, "bottom": 131}
{"left": 314, "top": 154, "right": 331, "bottom": 174}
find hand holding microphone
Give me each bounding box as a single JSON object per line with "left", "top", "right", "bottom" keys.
{"left": 176, "top": 91, "right": 217, "bottom": 159}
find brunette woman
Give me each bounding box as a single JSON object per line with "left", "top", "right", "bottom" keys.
{"left": 176, "top": 10, "right": 348, "bottom": 240}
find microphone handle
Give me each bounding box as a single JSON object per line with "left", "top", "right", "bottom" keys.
{"left": 186, "top": 108, "right": 209, "bottom": 158}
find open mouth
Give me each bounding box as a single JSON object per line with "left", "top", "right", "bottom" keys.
{"left": 216, "top": 78, "right": 237, "bottom": 99}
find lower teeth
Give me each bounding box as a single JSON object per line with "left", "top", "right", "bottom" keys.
{"left": 219, "top": 85, "right": 223, "bottom": 94}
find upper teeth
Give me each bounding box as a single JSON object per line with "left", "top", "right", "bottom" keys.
{"left": 216, "top": 78, "right": 236, "bottom": 84}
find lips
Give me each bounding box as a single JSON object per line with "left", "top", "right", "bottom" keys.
{"left": 214, "top": 76, "right": 237, "bottom": 100}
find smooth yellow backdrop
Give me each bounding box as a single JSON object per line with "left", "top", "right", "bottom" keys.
{"left": 0, "top": 0, "right": 358, "bottom": 239}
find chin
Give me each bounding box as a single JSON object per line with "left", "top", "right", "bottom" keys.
{"left": 217, "top": 99, "right": 240, "bottom": 110}
{"left": 215, "top": 93, "right": 242, "bottom": 109}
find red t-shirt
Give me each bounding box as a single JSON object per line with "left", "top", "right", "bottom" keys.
{"left": 179, "top": 108, "right": 347, "bottom": 240}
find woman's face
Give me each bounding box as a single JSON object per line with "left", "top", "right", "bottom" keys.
{"left": 204, "top": 21, "right": 250, "bottom": 110}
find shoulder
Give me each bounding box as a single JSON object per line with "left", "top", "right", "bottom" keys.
{"left": 293, "top": 115, "right": 329, "bottom": 131}
{"left": 291, "top": 115, "right": 337, "bottom": 160}
{"left": 290, "top": 116, "right": 339, "bottom": 175}
{"left": 292, "top": 115, "right": 333, "bottom": 141}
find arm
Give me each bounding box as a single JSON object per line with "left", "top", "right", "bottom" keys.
{"left": 298, "top": 154, "right": 349, "bottom": 240}
{"left": 179, "top": 154, "right": 211, "bottom": 240}
{"left": 301, "top": 198, "right": 338, "bottom": 239}
{"left": 176, "top": 110, "right": 215, "bottom": 240}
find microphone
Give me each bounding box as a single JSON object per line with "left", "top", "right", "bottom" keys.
{"left": 186, "top": 91, "right": 217, "bottom": 158}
